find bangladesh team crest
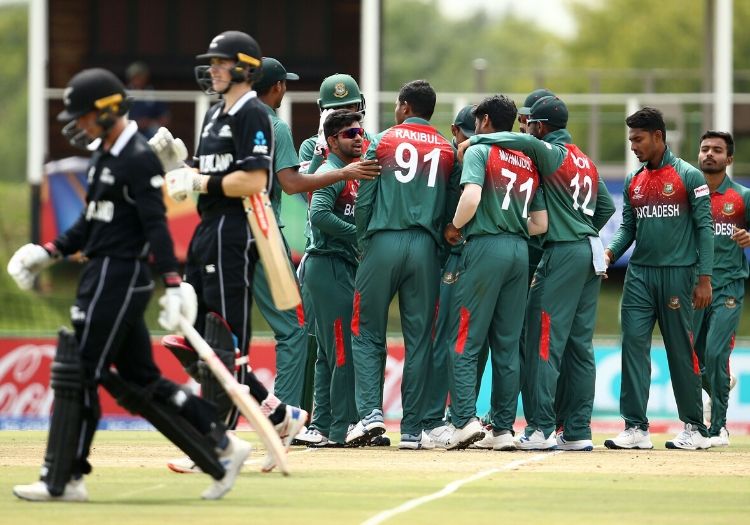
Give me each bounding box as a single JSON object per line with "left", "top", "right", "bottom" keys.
{"left": 722, "top": 202, "right": 736, "bottom": 216}
{"left": 662, "top": 182, "right": 675, "bottom": 196}
{"left": 668, "top": 296, "right": 681, "bottom": 309}
{"left": 333, "top": 82, "right": 349, "bottom": 98}
{"left": 725, "top": 296, "right": 737, "bottom": 309}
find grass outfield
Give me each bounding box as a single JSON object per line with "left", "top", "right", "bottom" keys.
{"left": 1, "top": 431, "right": 749, "bottom": 524}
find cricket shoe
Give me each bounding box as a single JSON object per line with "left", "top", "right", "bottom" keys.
{"left": 469, "top": 426, "right": 494, "bottom": 450}
{"left": 202, "top": 434, "right": 251, "bottom": 500}
{"left": 13, "top": 479, "right": 88, "bottom": 502}
{"left": 292, "top": 426, "right": 326, "bottom": 446}
{"left": 446, "top": 419, "right": 484, "bottom": 450}
{"left": 345, "top": 409, "right": 386, "bottom": 447}
{"left": 262, "top": 405, "right": 308, "bottom": 472}
{"left": 709, "top": 427, "right": 730, "bottom": 447}
{"left": 368, "top": 435, "right": 391, "bottom": 447}
{"left": 490, "top": 430, "right": 517, "bottom": 451}
{"left": 665, "top": 424, "right": 711, "bottom": 450}
{"left": 604, "top": 427, "right": 653, "bottom": 450}
{"left": 426, "top": 424, "right": 455, "bottom": 449}
{"left": 556, "top": 432, "right": 594, "bottom": 451}
{"left": 167, "top": 456, "right": 202, "bottom": 474}
{"left": 399, "top": 431, "right": 436, "bottom": 450}
{"left": 516, "top": 429, "right": 557, "bottom": 450}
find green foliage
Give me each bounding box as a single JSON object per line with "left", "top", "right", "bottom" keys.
{"left": 0, "top": 6, "right": 28, "bottom": 183}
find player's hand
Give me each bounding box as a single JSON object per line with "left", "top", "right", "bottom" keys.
{"left": 314, "top": 109, "right": 334, "bottom": 157}
{"left": 165, "top": 167, "right": 200, "bottom": 202}
{"left": 692, "top": 275, "right": 712, "bottom": 310}
{"left": 158, "top": 281, "right": 198, "bottom": 332}
{"left": 340, "top": 159, "right": 381, "bottom": 181}
{"left": 457, "top": 139, "right": 471, "bottom": 163}
{"left": 148, "top": 127, "right": 189, "bottom": 172}
{"left": 444, "top": 223, "right": 463, "bottom": 245}
{"left": 731, "top": 226, "right": 750, "bottom": 248}
{"left": 7, "top": 243, "right": 58, "bottom": 290}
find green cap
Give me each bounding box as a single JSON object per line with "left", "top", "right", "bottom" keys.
{"left": 453, "top": 105, "right": 476, "bottom": 137}
{"left": 318, "top": 73, "right": 364, "bottom": 109}
{"left": 518, "top": 88, "right": 555, "bottom": 116}
{"left": 527, "top": 95, "right": 568, "bottom": 128}
{"left": 254, "top": 57, "right": 299, "bottom": 91}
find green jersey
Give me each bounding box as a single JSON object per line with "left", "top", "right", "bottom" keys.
{"left": 356, "top": 117, "right": 460, "bottom": 248}
{"left": 706, "top": 175, "right": 750, "bottom": 287}
{"left": 608, "top": 147, "right": 714, "bottom": 274}
{"left": 307, "top": 152, "right": 359, "bottom": 265}
{"left": 470, "top": 129, "right": 615, "bottom": 242}
{"left": 461, "top": 144, "right": 544, "bottom": 239}
{"left": 261, "top": 101, "right": 300, "bottom": 221}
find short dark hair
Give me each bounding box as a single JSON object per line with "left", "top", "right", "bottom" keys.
{"left": 700, "top": 130, "right": 735, "bottom": 156}
{"left": 473, "top": 95, "right": 517, "bottom": 133}
{"left": 398, "top": 80, "right": 436, "bottom": 120}
{"left": 626, "top": 106, "right": 667, "bottom": 141}
{"left": 255, "top": 81, "right": 277, "bottom": 97}
{"left": 324, "top": 109, "right": 362, "bottom": 138}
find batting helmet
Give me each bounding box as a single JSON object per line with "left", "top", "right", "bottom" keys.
{"left": 317, "top": 74, "right": 366, "bottom": 115}
{"left": 195, "top": 30, "right": 263, "bottom": 95}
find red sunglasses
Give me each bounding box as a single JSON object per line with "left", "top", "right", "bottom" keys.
{"left": 337, "top": 127, "right": 364, "bottom": 139}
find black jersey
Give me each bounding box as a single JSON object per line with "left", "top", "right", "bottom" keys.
{"left": 53, "top": 122, "right": 179, "bottom": 275}
{"left": 194, "top": 90, "right": 274, "bottom": 217}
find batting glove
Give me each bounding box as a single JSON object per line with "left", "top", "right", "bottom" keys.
{"left": 314, "top": 108, "right": 334, "bottom": 157}
{"left": 165, "top": 167, "right": 202, "bottom": 202}
{"left": 7, "top": 243, "right": 59, "bottom": 290}
{"left": 148, "top": 127, "right": 189, "bottom": 172}
{"left": 158, "top": 281, "right": 198, "bottom": 332}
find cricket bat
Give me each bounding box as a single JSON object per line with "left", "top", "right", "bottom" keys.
{"left": 178, "top": 316, "right": 290, "bottom": 475}
{"left": 243, "top": 192, "right": 301, "bottom": 310}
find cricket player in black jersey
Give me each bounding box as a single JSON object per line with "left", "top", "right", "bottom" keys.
{"left": 160, "top": 31, "right": 306, "bottom": 473}
{"left": 8, "top": 68, "right": 249, "bottom": 501}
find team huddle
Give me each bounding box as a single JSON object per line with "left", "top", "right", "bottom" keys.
{"left": 6, "top": 29, "right": 748, "bottom": 502}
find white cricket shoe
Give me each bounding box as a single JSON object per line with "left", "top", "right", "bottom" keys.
{"left": 556, "top": 432, "right": 594, "bottom": 451}
{"left": 398, "top": 431, "right": 436, "bottom": 450}
{"left": 604, "top": 427, "right": 653, "bottom": 450}
{"left": 665, "top": 424, "right": 711, "bottom": 450}
{"left": 426, "top": 424, "right": 454, "bottom": 449}
{"left": 516, "top": 429, "right": 557, "bottom": 451}
{"left": 491, "top": 431, "right": 517, "bottom": 451}
{"left": 709, "top": 427, "right": 730, "bottom": 447}
{"left": 345, "top": 409, "right": 386, "bottom": 447}
{"left": 262, "top": 405, "right": 309, "bottom": 472}
{"left": 446, "top": 419, "right": 484, "bottom": 450}
{"left": 202, "top": 434, "right": 251, "bottom": 500}
{"left": 293, "top": 426, "right": 325, "bottom": 446}
{"left": 167, "top": 456, "right": 202, "bottom": 474}
{"left": 13, "top": 479, "right": 88, "bottom": 502}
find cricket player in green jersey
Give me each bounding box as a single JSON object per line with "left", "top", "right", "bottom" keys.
{"left": 604, "top": 107, "right": 713, "bottom": 451}
{"left": 693, "top": 130, "right": 748, "bottom": 447}
{"left": 460, "top": 95, "right": 615, "bottom": 451}
{"left": 300, "top": 110, "right": 364, "bottom": 446}
{"left": 347, "top": 80, "right": 461, "bottom": 449}
{"left": 445, "top": 95, "right": 548, "bottom": 450}
{"left": 254, "top": 59, "right": 379, "bottom": 442}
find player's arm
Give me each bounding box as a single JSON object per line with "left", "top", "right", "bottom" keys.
{"left": 592, "top": 175, "right": 616, "bottom": 231}
{"left": 527, "top": 185, "right": 548, "bottom": 236}
{"left": 605, "top": 173, "right": 637, "bottom": 266}
{"left": 309, "top": 182, "right": 356, "bottom": 242}
{"left": 730, "top": 188, "right": 750, "bottom": 248}
{"left": 686, "top": 167, "right": 713, "bottom": 309}
{"left": 449, "top": 146, "right": 485, "bottom": 238}
{"left": 465, "top": 132, "right": 565, "bottom": 176}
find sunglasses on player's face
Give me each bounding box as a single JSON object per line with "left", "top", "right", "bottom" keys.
{"left": 337, "top": 127, "right": 364, "bottom": 139}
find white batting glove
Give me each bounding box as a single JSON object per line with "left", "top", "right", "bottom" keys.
{"left": 7, "top": 243, "right": 57, "bottom": 290}
{"left": 314, "top": 108, "right": 334, "bottom": 157}
{"left": 165, "top": 167, "right": 201, "bottom": 202}
{"left": 148, "top": 127, "right": 189, "bottom": 172}
{"left": 158, "top": 282, "right": 198, "bottom": 332}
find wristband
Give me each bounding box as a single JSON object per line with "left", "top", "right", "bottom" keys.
{"left": 206, "top": 175, "right": 224, "bottom": 196}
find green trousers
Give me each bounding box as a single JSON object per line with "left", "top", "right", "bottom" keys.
{"left": 524, "top": 239, "right": 600, "bottom": 441}
{"left": 620, "top": 264, "right": 707, "bottom": 435}
{"left": 449, "top": 234, "right": 527, "bottom": 430}
{"left": 301, "top": 255, "right": 358, "bottom": 443}
{"left": 253, "top": 256, "right": 308, "bottom": 407}
{"left": 352, "top": 229, "right": 440, "bottom": 435}
{"left": 693, "top": 278, "right": 743, "bottom": 436}
{"left": 297, "top": 254, "right": 321, "bottom": 425}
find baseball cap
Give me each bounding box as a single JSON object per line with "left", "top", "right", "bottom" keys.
{"left": 254, "top": 57, "right": 300, "bottom": 91}
{"left": 518, "top": 88, "right": 555, "bottom": 116}
{"left": 527, "top": 96, "right": 568, "bottom": 128}
{"left": 453, "top": 105, "right": 476, "bottom": 137}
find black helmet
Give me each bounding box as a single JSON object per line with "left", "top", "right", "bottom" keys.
{"left": 58, "top": 68, "right": 130, "bottom": 149}
{"left": 195, "top": 31, "right": 263, "bottom": 94}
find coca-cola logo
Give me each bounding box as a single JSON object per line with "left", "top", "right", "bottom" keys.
{"left": 0, "top": 343, "right": 56, "bottom": 417}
